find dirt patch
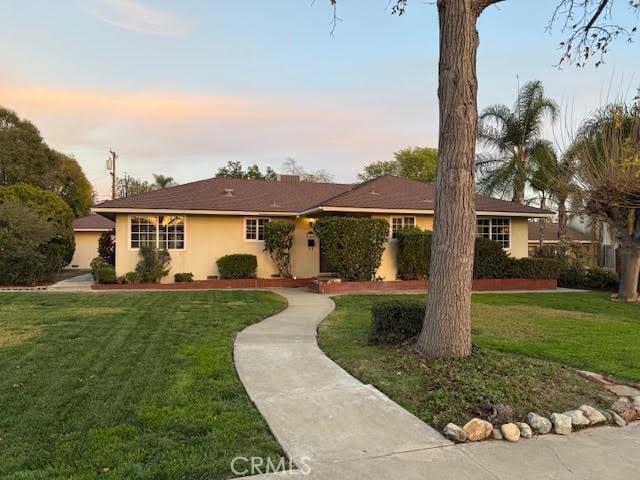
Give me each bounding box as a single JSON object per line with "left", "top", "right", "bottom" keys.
{"left": 0, "top": 325, "right": 43, "bottom": 348}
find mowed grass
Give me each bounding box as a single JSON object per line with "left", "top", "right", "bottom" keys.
{"left": 0, "top": 291, "right": 287, "bottom": 480}
{"left": 318, "top": 292, "right": 640, "bottom": 429}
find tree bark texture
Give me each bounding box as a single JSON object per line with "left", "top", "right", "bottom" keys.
{"left": 416, "top": 0, "right": 481, "bottom": 358}
{"left": 618, "top": 245, "right": 640, "bottom": 302}
{"left": 557, "top": 196, "right": 568, "bottom": 241}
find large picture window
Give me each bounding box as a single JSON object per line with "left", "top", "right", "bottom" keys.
{"left": 476, "top": 217, "right": 510, "bottom": 249}
{"left": 245, "top": 218, "right": 269, "bottom": 241}
{"left": 391, "top": 217, "right": 415, "bottom": 239}
{"left": 130, "top": 215, "right": 184, "bottom": 250}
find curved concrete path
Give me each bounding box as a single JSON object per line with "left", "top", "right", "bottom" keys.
{"left": 235, "top": 288, "right": 640, "bottom": 479}
{"left": 234, "top": 288, "right": 449, "bottom": 467}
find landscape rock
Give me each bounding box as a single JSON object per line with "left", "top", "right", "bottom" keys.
{"left": 633, "top": 396, "right": 640, "bottom": 407}
{"left": 580, "top": 405, "right": 607, "bottom": 425}
{"left": 492, "top": 428, "right": 503, "bottom": 440}
{"left": 443, "top": 423, "right": 467, "bottom": 443}
{"left": 516, "top": 422, "right": 533, "bottom": 439}
{"left": 619, "top": 407, "right": 638, "bottom": 423}
{"left": 611, "top": 397, "right": 630, "bottom": 414}
{"left": 563, "top": 409, "right": 590, "bottom": 427}
{"left": 501, "top": 423, "right": 520, "bottom": 442}
{"left": 527, "top": 412, "right": 552, "bottom": 434}
{"left": 605, "top": 409, "right": 627, "bottom": 427}
{"left": 463, "top": 418, "right": 493, "bottom": 442}
{"left": 550, "top": 413, "right": 572, "bottom": 435}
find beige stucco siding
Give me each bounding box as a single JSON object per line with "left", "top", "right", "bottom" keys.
{"left": 113, "top": 212, "right": 531, "bottom": 282}
{"left": 70, "top": 231, "right": 102, "bottom": 269}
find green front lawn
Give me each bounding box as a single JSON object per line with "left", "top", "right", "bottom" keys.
{"left": 319, "top": 292, "right": 639, "bottom": 429}
{"left": 0, "top": 291, "right": 286, "bottom": 479}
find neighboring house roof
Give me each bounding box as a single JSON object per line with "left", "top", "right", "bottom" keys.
{"left": 527, "top": 222, "right": 595, "bottom": 243}
{"left": 72, "top": 214, "right": 115, "bottom": 231}
{"left": 93, "top": 175, "right": 553, "bottom": 218}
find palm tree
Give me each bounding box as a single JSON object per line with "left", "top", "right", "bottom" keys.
{"left": 477, "top": 80, "right": 558, "bottom": 204}
{"left": 153, "top": 174, "right": 176, "bottom": 189}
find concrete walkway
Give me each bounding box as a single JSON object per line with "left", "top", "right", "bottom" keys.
{"left": 234, "top": 288, "right": 640, "bottom": 479}
{"left": 47, "top": 273, "right": 93, "bottom": 292}
{"left": 234, "top": 289, "right": 449, "bottom": 467}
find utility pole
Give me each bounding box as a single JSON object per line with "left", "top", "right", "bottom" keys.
{"left": 107, "top": 149, "right": 117, "bottom": 200}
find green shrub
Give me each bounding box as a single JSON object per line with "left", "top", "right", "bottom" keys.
{"left": 98, "top": 229, "right": 115, "bottom": 265}
{"left": 135, "top": 246, "right": 171, "bottom": 283}
{"left": 174, "top": 272, "right": 194, "bottom": 283}
{"left": 558, "top": 265, "right": 586, "bottom": 288}
{"left": 473, "top": 238, "right": 512, "bottom": 279}
{"left": 584, "top": 268, "right": 619, "bottom": 290}
{"left": 264, "top": 221, "right": 295, "bottom": 278}
{"left": 371, "top": 300, "right": 425, "bottom": 344}
{"left": 0, "top": 183, "right": 75, "bottom": 270}
{"left": 508, "top": 257, "right": 562, "bottom": 280}
{"left": 124, "top": 271, "right": 142, "bottom": 284}
{"left": 90, "top": 257, "right": 116, "bottom": 284}
{"left": 216, "top": 254, "right": 257, "bottom": 279}
{"left": 0, "top": 248, "right": 49, "bottom": 286}
{"left": 396, "top": 228, "right": 432, "bottom": 280}
{"left": 314, "top": 217, "right": 389, "bottom": 281}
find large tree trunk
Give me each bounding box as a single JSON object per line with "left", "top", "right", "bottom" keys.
{"left": 416, "top": 0, "right": 479, "bottom": 358}
{"left": 618, "top": 244, "right": 640, "bottom": 302}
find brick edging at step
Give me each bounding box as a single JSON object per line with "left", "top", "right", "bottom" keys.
{"left": 309, "top": 278, "right": 557, "bottom": 294}
{"left": 91, "top": 278, "right": 314, "bottom": 290}
{"left": 91, "top": 277, "right": 556, "bottom": 292}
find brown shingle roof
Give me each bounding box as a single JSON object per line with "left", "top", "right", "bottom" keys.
{"left": 527, "top": 222, "right": 594, "bottom": 243}
{"left": 93, "top": 175, "right": 552, "bottom": 217}
{"left": 94, "top": 177, "right": 352, "bottom": 213}
{"left": 304, "top": 176, "right": 554, "bottom": 216}
{"left": 73, "top": 214, "right": 115, "bottom": 231}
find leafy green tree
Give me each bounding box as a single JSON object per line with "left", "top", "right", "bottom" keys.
{"left": 0, "top": 107, "right": 50, "bottom": 187}
{"left": 477, "top": 80, "right": 558, "bottom": 204}
{"left": 358, "top": 147, "right": 438, "bottom": 182}
{"left": 216, "top": 161, "right": 277, "bottom": 180}
{"left": 0, "top": 183, "right": 75, "bottom": 279}
{"left": 48, "top": 149, "right": 94, "bottom": 216}
{"left": 0, "top": 107, "right": 94, "bottom": 216}
{"left": 116, "top": 174, "right": 156, "bottom": 198}
{"left": 152, "top": 174, "right": 177, "bottom": 188}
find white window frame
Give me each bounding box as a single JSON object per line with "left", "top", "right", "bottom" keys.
{"left": 128, "top": 214, "right": 186, "bottom": 251}
{"left": 476, "top": 217, "right": 511, "bottom": 250}
{"left": 244, "top": 217, "right": 270, "bottom": 242}
{"left": 390, "top": 216, "right": 416, "bottom": 240}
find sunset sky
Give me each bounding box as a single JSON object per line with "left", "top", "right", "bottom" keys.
{"left": 1, "top": 0, "right": 638, "bottom": 200}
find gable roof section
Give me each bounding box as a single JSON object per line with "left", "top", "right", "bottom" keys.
{"left": 301, "top": 176, "right": 553, "bottom": 217}
{"left": 73, "top": 214, "right": 115, "bottom": 231}
{"left": 93, "top": 177, "right": 352, "bottom": 215}
{"left": 527, "top": 222, "right": 594, "bottom": 243}
{"left": 93, "top": 175, "right": 553, "bottom": 217}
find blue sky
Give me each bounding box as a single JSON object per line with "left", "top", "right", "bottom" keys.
{"left": 0, "top": 0, "right": 638, "bottom": 200}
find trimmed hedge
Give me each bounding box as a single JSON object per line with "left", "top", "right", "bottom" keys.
{"left": 135, "top": 246, "right": 171, "bottom": 283}
{"left": 371, "top": 300, "right": 425, "bottom": 344}
{"left": 314, "top": 216, "right": 389, "bottom": 281}
{"left": 396, "top": 227, "right": 432, "bottom": 280}
{"left": 174, "top": 272, "right": 194, "bottom": 283}
{"left": 396, "top": 233, "right": 561, "bottom": 281}
{"left": 90, "top": 257, "right": 116, "bottom": 284}
{"left": 559, "top": 266, "right": 619, "bottom": 290}
{"left": 264, "top": 220, "right": 295, "bottom": 278}
{"left": 216, "top": 254, "right": 257, "bottom": 279}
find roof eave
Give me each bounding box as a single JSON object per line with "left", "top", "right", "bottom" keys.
{"left": 91, "top": 207, "right": 299, "bottom": 217}
{"left": 301, "top": 205, "right": 555, "bottom": 218}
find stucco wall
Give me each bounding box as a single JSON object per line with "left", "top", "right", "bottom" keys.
{"left": 114, "top": 213, "right": 531, "bottom": 282}
{"left": 70, "top": 231, "right": 102, "bottom": 269}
